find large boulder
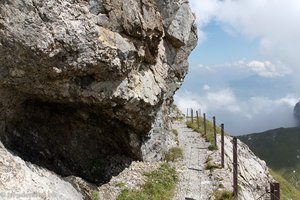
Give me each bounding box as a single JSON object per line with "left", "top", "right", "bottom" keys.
{"left": 0, "top": 142, "right": 83, "bottom": 199}
{"left": 0, "top": 0, "right": 197, "bottom": 183}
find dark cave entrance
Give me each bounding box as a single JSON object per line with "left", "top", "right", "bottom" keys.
{"left": 0, "top": 99, "right": 142, "bottom": 184}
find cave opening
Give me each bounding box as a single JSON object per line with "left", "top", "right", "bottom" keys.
{"left": 0, "top": 98, "right": 142, "bottom": 184}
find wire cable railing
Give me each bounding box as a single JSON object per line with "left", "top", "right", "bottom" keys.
{"left": 185, "top": 108, "right": 281, "bottom": 200}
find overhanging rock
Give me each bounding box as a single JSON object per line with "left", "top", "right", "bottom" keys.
{"left": 0, "top": 0, "right": 197, "bottom": 183}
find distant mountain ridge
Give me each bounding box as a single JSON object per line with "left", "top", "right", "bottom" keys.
{"left": 238, "top": 127, "right": 300, "bottom": 190}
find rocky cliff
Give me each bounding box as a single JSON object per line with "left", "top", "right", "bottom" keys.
{"left": 294, "top": 101, "right": 300, "bottom": 126}
{"left": 0, "top": 0, "right": 197, "bottom": 185}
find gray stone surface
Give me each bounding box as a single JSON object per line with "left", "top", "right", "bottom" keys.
{"left": 207, "top": 131, "right": 273, "bottom": 199}
{"left": 172, "top": 121, "right": 214, "bottom": 200}
{"left": 0, "top": 142, "right": 83, "bottom": 200}
{"left": 98, "top": 161, "right": 161, "bottom": 200}
{"left": 0, "top": 0, "right": 197, "bottom": 183}
{"left": 172, "top": 120, "right": 273, "bottom": 200}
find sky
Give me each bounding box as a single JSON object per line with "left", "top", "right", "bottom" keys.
{"left": 174, "top": 0, "right": 300, "bottom": 135}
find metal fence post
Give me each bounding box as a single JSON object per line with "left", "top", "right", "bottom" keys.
{"left": 270, "top": 182, "right": 280, "bottom": 200}
{"left": 191, "top": 109, "right": 193, "bottom": 124}
{"left": 203, "top": 113, "right": 207, "bottom": 137}
{"left": 186, "top": 108, "right": 189, "bottom": 121}
{"left": 270, "top": 183, "right": 274, "bottom": 200}
{"left": 221, "top": 123, "right": 224, "bottom": 168}
{"left": 213, "top": 116, "right": 217, "bottom": 147}
{"left": 274, "top": 183, "right": 280, "bottom": 200}
{"left": 233, "top": 137, "right": 238, "bottom": 198}
{"left": 196, "top": 111, "right": 200, "bottom": 129}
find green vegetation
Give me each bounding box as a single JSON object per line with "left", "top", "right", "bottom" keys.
{"left": 205, "top": 155, "right": 219, "bottom": 171}
{"left": 208, "top": 144, "right": 218, "bottom": 151}
{"left": 205, "top": 155, "right": 213, "bottom": 163}
{"left": 205, "top": 162, "right": 219, "bottom": 171}
{"left": 269, "top": 169, "right": 300, "bottom": 200}
{"left": 212, "top": 190, "right": 236, "bottom": 200}
{"left": 238, "top": 127, "right": 300, "bottom": 190}
{"left": 171, "top": 129, "right": 179, "bottom": 145}
{"left": 164, "top": 147, "right": 183, "bottom": 162}
{"left": 115, "top": 182, "right": 126, "bottom": 188}
{"left": 175, "top": 116, "right": 184, "bottom": 121}
{"left": 186, "top": 117, "right": 221, "bottom": 150}
{"left": 117, "top": 163, "right": 178, "bottom": 200}
{"left": 238, "top": 127, "right": 300, "bottom": 199}
{"left": 171, "top": 129, "right": 178, "bottom": 137}
{"left": 91, "top": 191, "right": 100, "bottom": 200}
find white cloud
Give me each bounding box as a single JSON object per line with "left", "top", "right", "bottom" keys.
{"left": 203, "top": 84, "right": 210, "bottom": 91}
{"left": 206, "top": 88, "right": 237, "bottom": 107}
{"left": 192, "top": 59, "right": 292, "bottom": 78}
{"left": 175, "top": 91, "right": 205, "bottom": 114}
{"left": 246, "top": 60, "right": 292, "bottom": 78}
{"left": 183, "top": 0, "right": 300, "bottom": 134}
{"left": 175, "top": 88, "right": 241, "bottom": 115}
{"left": 189, "top": 0, "right": 220, "bottom": 43}
{"left": 175, "top": 88, "right": 299, "bottom": 135}
{"left": 276, "top": 95, "right": 299, "bottom": 107}
{"left": 189, "top": 0, "right": 300, "bottom": 71}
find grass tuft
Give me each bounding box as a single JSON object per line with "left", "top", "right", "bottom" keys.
{"left": 205, "top": 155, "right": 219, "bottom": 171}
{"left": 205, "top": 163, "right": 220, "bottom": 171}
{"left": 171, "top": 129, "right": 178, "bottom": 137}
{"left": 91, "top": 191, "right": 100, "bottom": 200}
{"left": 269, "top": 168, "right": 300, "bottom": 200}
{"left": 208, "top": 144, "right": 218, "bottom": 151}
{"left": 171, "top": 129, "right": 180, "bottom": 145}
{"left": 164, "top": 147, "right": 183, "bottom": 162}
{"left": 212, "top": 190, "right": 236, "bottom": 200}
{"left": 117, "top": 163, "right": 178, "bottom": 200}
{"left": 115, "top": 182, "right": 126, "bottom": 188}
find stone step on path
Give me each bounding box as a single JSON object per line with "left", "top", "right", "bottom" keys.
{"left": 172, "top": 121, "right": 214, "bottom": 200}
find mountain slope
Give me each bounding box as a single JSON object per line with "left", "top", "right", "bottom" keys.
{"left": 238, "top": 127, "right": 300, "bottom": 190}
{"left": 269, "top": 169, "right": 300, "bottom": 200}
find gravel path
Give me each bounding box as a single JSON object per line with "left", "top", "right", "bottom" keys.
{"left": 97, "top": 120, "right": 216, "bottom": 200}
{"left": 96, "top": 119, "right": 272, "bottom": 200}
{"left": 172, "top": 121, "right": 214, "bottom": 200}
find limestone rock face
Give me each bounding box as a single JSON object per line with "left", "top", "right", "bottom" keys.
{"left": 0, "top": 142, "right": 83, "bottom": 200}
{"left": 0, "top": 0, "right": 197, "bottom": 183}
{"left": 200, "top": 133, "right": 273, "bottom": 199}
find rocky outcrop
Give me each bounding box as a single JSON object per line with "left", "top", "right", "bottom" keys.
{"left": 210, "top": 135, "right": 273, "bottom": 200}
{"left": 294, "top": 101, "right": 300, "bottom": 126}
{"left": 0, "top": 0, "right": 197, "bottom": 183}
{"left": 0, "top": 142, "right": 83, "bottom": 200}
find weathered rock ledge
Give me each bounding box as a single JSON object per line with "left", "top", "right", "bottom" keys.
{"left": 0, "top": 0, "right": 197, "bottom": 184}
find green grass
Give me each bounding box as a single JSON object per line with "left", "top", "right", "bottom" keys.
{"left": 238, "top": 127, "right": 300, "bottom": 190}
{"left": 269, "top": 169, "right": 300, "bottom": 200}
{"left": 115, "top": 182, "right": 126, "bottom": 188}
{"left": 205, "top": 155, "right": 219, "bottom": 171}
{"left": 171, "top": 129, "right": 179, "bottom": 145}
{"left": 205, "top": 162, "right": 219, "bottom": 171}
{"left": 186, "top": 117, "right": 221, "bottom": 150}
{"left": 175, "top": 116, "right": 184, "bottom": 121}
{"left": 117, "top": 163, "right": 178, "bottom": 200}
{"left": 91, "top": 191, "right": 100, "bottom": 200}
{"left": 208, "top": 144, "right": 218, "bottom": 151}
{"left": 171, "top": 129, "right": 178, "bottom": 137}
{"left": 164, "top": 147, "right": 183, "bottom": 162}
{"left": 212, "top": 190, "right": 236, "bottom": 200}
